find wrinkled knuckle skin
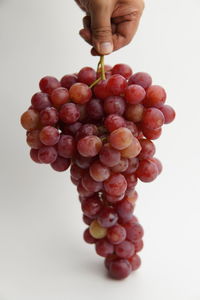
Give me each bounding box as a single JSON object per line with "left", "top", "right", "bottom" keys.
{"left": 92, "top": 26, "right": 112, "bottom": 38}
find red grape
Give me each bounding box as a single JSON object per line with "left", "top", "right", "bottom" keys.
{"left": 159, "top": 105, "right": 176, "bottom": 124}
{"left": 57, "top": 134, "right": 75, "bottom": 158}
{"left": 142, "top": 108, "right": 165, "bottom": 130}
{"left": 93, "top": 80, "right": 110, "bottom": 100}
{"left": 70, "top": 164, "right": 84, "bottom": 180}
{"left": 69, "top": 83, "right": 92, "bottom": 104}
{"left": 104, "top": 174, "right": 127, "bottom": 197}
{"left": 123, "top": 157, "right": 139, "bottom": 174}
{"left": 89, "top": 160, "right": 110, "bottom": 182}
{"left": 50, "top": 87, "right": 69, "bottom": 108}
{"left": 39, "top": 76, "right": 60, "bottom": 94}
{"left": 86, "top": 98, "right": 104, "bottom": 120}
{"left": 115, "top": 241, "right": 135, "bottom": 259}
{"left": 136, "top": 158, "right": 158, "bottom": 182}
{"left": 124, "top": 222, "right": 144, "bottom": 242}
{"left": 81, "top": 195, "right": 102, "bottom": 218}
{"left": 39, "top": 126, "right": 60, "bottom": 146}
{"left": 104, "top": 114, "right": 126, "bottom": 132}
{"left": 107, "top": 224, "right": 126, "bottom": 245}
{"left": 40, "top": 107, "right": 59, "bottom": 126}
{"left": 99, "top": 143, "right": 120, "bottom": 167}
{"left": 144, "top": 85, "right": 166, "bottom": 108}
{"left": 110, "top": 128, "right": 133, "bottom": 150}
{"left": 26, "top": 130, "right": 43, "bottom": 149}
{"left": 82, "top": 172, "right": 103, "bottom": 192}
{"left": 106, "top": 74, "right": 127, "bottom": 96}
{"left": 21, "top": 109, "right": 40, "bottom": 131}
{"left": 138, "top": 139, "right": 156, "bottom": 159}
{"left": 112, "top": 64, "right": 132, "bottom": 79}
{"left": 78, "top": 67, "right": 96, "bottom": 86}
{"left": 134, "top": 239, "right": 144, "bottom": 252}
{"left": 104, "top": 96, "right": 125, "bottom": 115}
{"left": 128, "top": 72, "right": 152, "bottom": 90}
{"left": 51, "top": 156, "right": 71, "bottom": 172}
{"left": 111, "top": 158, "right": 128, "bottom": 173}
{"left": 124, "top": 173, "right": 138, "bottom": 189}
{"left": 149, "top": 157, "right": 163, "bottom": 175}
{"left": 125, "top": 84, "right": 146, "bottom": 104}
{"left": 60, "top": 74, "right": 77, "bottom": 89}
{"left": 38, "top": 146, "right": 57, "bottom": 164}
{"left": 77, "top": 136, "right": 102, "bottom": 157}
{"left": 120, "top": 138, "right": 142, "bottom": 159}
{"left": 142, "top": 126, "right": 162, "bottom": 140}
{"left": 129, "top": 254, "right": 141, "bottom": 271}
{"left": 97, "top": 207, "right": 118, "bottom": 228}
{"left": 125, "top": 103, "right": 144, "bottom": 123}
{"left": 106, "top": 193, "right": 125, "bottom": 204}
{"left": 95, "top": 239, "right": 114, "bottom": 257}
{"left": 59, "top": 103, "right": 80, "bottom": 124}
{"left": 30, "top": 149, "right": 41, "bottom": 164}
{"left": 83, "top": 228, "right": 97, "bottom": 244}
{"left": 116, "top": 200, "right": 134, "bottom": 222}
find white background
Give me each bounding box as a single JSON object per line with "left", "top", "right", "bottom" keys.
{"left": 0, "top": 0, "right": 200, "bottom": 299}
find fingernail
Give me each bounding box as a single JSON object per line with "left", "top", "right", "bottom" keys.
{"left": 99, "top": 42, "right": 113, "bottom": 54}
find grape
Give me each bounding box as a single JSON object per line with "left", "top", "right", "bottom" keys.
{"left": 99, "top": 143, "right": 120, "bottom": 167}
{"left": 97, "top": 207, "right": 118, "bottom": 228}
{"left": 95, "top": 239, "right": 114, "bottom": 257}
{"left": 125, "top": 121, "right": 139, "bottom": 137}
{"left": 106, "top": 74, "right": 127, "bottom": 96}
{"left": 125, "top": 84, "right": 146, "bottom": 104}
{"left": 74, "top": 154, "right": 93, "bottom": 169}
{"left": 112, "top": 64, "right": 132, "bottom": 79}
{"left": 124, "top": 222, "right": 144, "bottom": 242}
{"left": 93, "top": 80, "right": 111, "bottom": 99}
{"left": 107, "top": 224, "right": 126, "bottom": 245}
{"left": 149, "top": 157, "right": 163, "bottom": 175}
{"left": 106, "top": 193, "right": 125, "bottom": 204}
{"left": 30, "top": 149, "right": 41, "bottom": 163}
{"left": 89, "top": 220, "right": 107, "bottom": 239}
{"left": 104, "top": 254, "right": 118, "bottom": 270}
{"left": 81, "top": 195, "right": 102, "bottom": 218}
{"left": 110, "top": 128, "right": 133, "bottom": 150}
{"left": 71, "top": 176, "right": 79, "bottom": 186}
{"left": 38, "top": 146, "right": 57, "bottom": 164}
{"left": 78, "top": 67, "right": 96, "bottom": 86}
{"left": 138, "top": 139, "right": 156, "bottom": 159}
{"left": 108, "top": 259, "right": 132, "bottom": 279}
{"left": 39, "top": 76, "right": 60, "bottom": 94}
{"left": 75, "top": 124, "right": 98, "bottom": 140}
{"left": 124, "top": 173, "right": 138, "bottom": 189}
{"left": 124, "top": 189, "right": 138, "bottom": 205}
{"left": 82, "top": 172, "right": 103, "bottom": 193}
{"left": 120, "top": 138, "right": 142, "bottom": 159}
{"left": 26, "top": 130, "right": 43, "bottom": 149}
{"left": 136, "top": 159, "right": 158, "bottom": 182}
{"left": 111, "top": 158, "right": 128, "bottom": 173}
{"left": 60, "top": 74, "right": 77, "bottom": 89}
{"left": 104, "top": 174, "right": 127, "bottom": 197}
{"left": 142, "top": 126, "right": 162, "bottom": 140}
{"left": 144, "top": 85, "right": 166, "bottom": 108}
{"left": 159, "top": 105, "right": 176, "bottom": 124}
{"left": 142, "top": 108, "right": 165, "bottom": 130}
{"left": 83, "top": 228, "right": 97, "bottom": 244}
{"left": 31, "top": 93, "right": 51, "bottom": 112}
{"left": 123, "top": 157, "right": 139, "bottom": 174}
{"left": 77, "top": 183, "right": 95, "bottom": 197}
{"left": 59, "top": 103, "right": 80, "bottom": 124}
{"left": 116, "top": 200, "right": 134, "bottom": 222}
{"left": 134, "top": 239, "right": 144, "bottom": 252}
{"left": 50, "top": 87, "right": 69, "bottom": 109}
{"left": 57, "top": 134, "right": 75, "bottom": 158}
{"left": 69, "top": 83, "right": 92, "bottom": 104}
{"left": 129, "top": 254, "right": 141, "bottom": 271}
{"left": 39, "top": 126, "right": 60, "bottom": 146}
{"left": 51, "top": 156, "right": 71, "bottom": 172}
{"left": 115, "top": 241, "right": 135, "bottom": 259}
{"left": 40, "top": 107, "right": 59, "bottom": 126}
{"left": 128, "top": 72, "right": 152, "bottom": 90}
{"left": 67, "top": 122, "right": 82, "bottom": 135}
{"left": 104, "top": 96, "right": 125, "bottom": 115}
{"left": 21, "top": 109, "right": 40, "bottom": 131}
{"left": 89, "top": 161, "right": 110, "bottom": 182}
{"left": 83, "top": 214, "right": 93, "bottom": 225}
{"left": 86, "top": 98, "right": 104, "bottom": 120}
{"left": 70, "top": 164, "right": 84, "bottom": 180}
{"left": 125, "top": 104, "right": 144, "bottom": 123}
{"left": 77, "top": 136, "right": 102, "bottom": 157}
{"left": 104, "top": 114, "right": 126, "bottom": 132}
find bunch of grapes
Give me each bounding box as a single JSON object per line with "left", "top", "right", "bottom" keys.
{"left": 20, "top": 59, "right": 175, "bottom": 280}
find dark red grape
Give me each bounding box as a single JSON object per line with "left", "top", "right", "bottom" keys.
{"left": 97, "top": 207, "right": 118, "bottom": 228}
{"left": 39, "top": 76, "right": 60, "bottom": 94}
{"left": 124, "top": 222, "right": 144, "bottom": 242}
{"left": 26, "top": 130, "right": 43, "bottom": 149}
{"left": 115, "top": 241, "right": 135, "bottom": 259}
{"left": 138, "top": 139, "right": 156, "bottom": 159}
{"left": 81, "top": 195, "right": 102, "bottom": 218}
{"left": 82, "top": 172, "right": 103, "bottom": 192}
{"left": 125, "top": 84, "right": 146, "bottom": 104}
{"left": 112, "top": 64, "right": 132, "bottom": 79}
{"left": 106, "top": 74, "right": 127, "bottom": 96}
{"left": 104, "top": 114, "right": 126, "bottom": 132}
{"left": 104, "top": 174, "right": 127, "bottom": 197}
{"left": 78, "top": 67, "right": 96, "bottom": 86}
{"left": 39, "top": 126, "right": 60, "bottom": 146}
{"left": 38, "top": 146, "right": 57, "bottom": 164}
{"left": 159, "top": 105, "right": 176, "bottom": 124}
{"left": 59, "top": 103, "right": 80, "bottom": 124}
{"left": 51, "top": 156, "right": 71, "bottom": 171}
{"left": 30, "top": 149, "right": 42, "bottom": 163}
{"left": 108, "top": 259, "right": 132, "bottom": 279}
{"left": 83, "top": 228, "right": 97, "bottom": 244}
{"left": 129, "top": 254, "right": 141, "bottom": 271}
{"left": 144, "top": 85, "right": 166, "bottom": 108}
{"left": 40, "top": 107, "right": 59, "bottom": 126}
{"left": 60, "top": 74, "right": 78, "bottom": 89}
{"left": 128, "top": 72, "right": 152, "bottom": 90}
{"left": 95, "top": 239, "right": 114, "bottom": 257}
{"left": 136, "top": 158, "right": 158, "bottom": 182}
{"left": 107, "top": 224, "right": 126, "bottom": 245}
{"left": 104, "top": 96, "right": 125, "bottom": 115}
{"left": 142, "top": 108, "right": 165, "bottom": 130}
{"left": 86, "top": 98, "right": 104, "bottom": 120}
{"left": 77, "top": 136, "right": 102, "bottom": 157}
{"left": 99, "top": 143, "right": 120, "bottom": 167}
{"left": 57, "top": 134, "right": 75, "bottom": 158}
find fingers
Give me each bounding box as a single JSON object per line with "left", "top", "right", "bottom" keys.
{"left": 89, "top": 1, "right": 114, "bottom": 55}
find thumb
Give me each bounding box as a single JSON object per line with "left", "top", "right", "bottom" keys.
{"left": 90, "top": 3, "right": 113, "bottom": 55}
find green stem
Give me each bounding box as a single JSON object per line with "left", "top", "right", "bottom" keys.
{"left": 89, "top": 77, "right": 101, "bottom": 89}
{"left": 100, "top": 56, "right": 106, "bottom": 80}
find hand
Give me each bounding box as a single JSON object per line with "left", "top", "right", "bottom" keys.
{"left": 75, "top": 0, "right": 144, "bottom": 55}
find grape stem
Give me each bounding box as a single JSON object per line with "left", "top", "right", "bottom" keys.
{"left": 90, "top": 55, "right": 106, "bottom": 88}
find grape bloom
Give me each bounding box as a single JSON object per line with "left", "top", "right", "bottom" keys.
{"left": 20, "top": 59, "right": 175, "bottom": 280}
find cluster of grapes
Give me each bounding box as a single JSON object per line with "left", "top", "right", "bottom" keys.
{"left": 20, "top": 60, "right": 175, "bottom": 280}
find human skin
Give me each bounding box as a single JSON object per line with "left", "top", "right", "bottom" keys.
{"left": 75, "top": 0, "right": 145, "bottom": 55}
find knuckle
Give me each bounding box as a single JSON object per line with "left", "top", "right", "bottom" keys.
{"left": 92, "top": 26, "right": 112, "bottom": 38}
